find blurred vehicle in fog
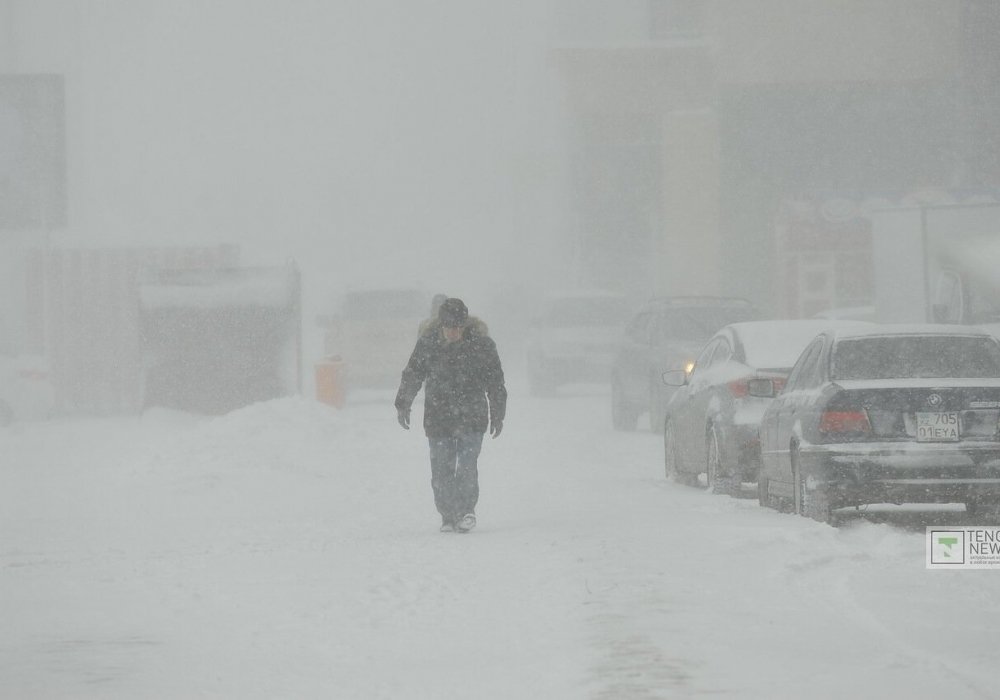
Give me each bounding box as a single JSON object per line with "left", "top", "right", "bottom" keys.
{"left": 611, "top": 297, "right": 760, "bottom": 432}
{"left": 0, "top": 353, "right": 54, "bottom": 426}
{"left": 662, "top": 319, "right": 871, "bottom": 494}
{"left": 870, "top": 205, "right": 1000, "bottom": 331}
{"left": 524, "top": 290, "right": 630, "bottom": 396}
{"left": 140, "top": 265, "right": 302, "bottom": 415}
{"left": 320, "top": 288, "right": 431, "bottom": 390}
{"left": 758, "top": 325, "right": 1000, "bottom": 524}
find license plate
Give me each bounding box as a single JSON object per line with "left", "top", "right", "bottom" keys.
{"left": 916, "top": 412, "right": 960, "bottom": 442}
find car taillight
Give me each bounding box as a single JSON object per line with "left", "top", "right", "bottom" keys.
{"left": 819, "top": 410, "right": 872, "bottom": 434}
{"left": 726, "top": 379, "right": 749, "bottom": 398}
{"left": 729, "top": 376, "right": 786, "bottom": 398}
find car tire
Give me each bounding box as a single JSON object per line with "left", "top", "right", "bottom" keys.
{"left": 706, "top": 425, "right": 736, "bottom": 497}
{"left": 611, "top": 379, "right": 638, "bottom": 431}
{"left": 665, "top": 420, "right": 697, "bottom": 487}
{"left": 663, "top": 419, "right": 678, "bottom": 481}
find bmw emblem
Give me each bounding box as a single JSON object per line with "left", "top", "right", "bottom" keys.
{"left": 927, "top": 393, "right": 943, "bottom": 407}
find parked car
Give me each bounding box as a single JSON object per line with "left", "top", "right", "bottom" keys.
{"left": 611, "top": 297, "right": 760, "bottom": 431}
{"left": 320, "top": 288, "right": 432, "bottom": 390}
{"left": 661, "top": 320, "right": 871, "bottom": 493}
{"left": 0, "top": 353, "right": 55, "bottom": 426}
{"left": 525, "top": 290, "right": 630, "bottom": 396}
{"left": 757, "top": 325, "right": 1000, "bottom": 524}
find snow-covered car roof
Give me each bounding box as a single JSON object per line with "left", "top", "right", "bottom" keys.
{"left": 724, "top": 319, "right": 873, "bottom": 369}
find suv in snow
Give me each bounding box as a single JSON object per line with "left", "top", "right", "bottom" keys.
{"left": 611, "top": 297, "right": 760, "bottom": 432}
{"left": 525, "top": 290, "right": 631, "bottom": 395}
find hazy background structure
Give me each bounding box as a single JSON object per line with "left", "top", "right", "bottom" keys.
{"left": 3, "top": 0, "right": 1000, "bottom": 407}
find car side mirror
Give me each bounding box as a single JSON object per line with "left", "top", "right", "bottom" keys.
{"left": 747, "top": 378, "right": 776, "bottom": 398}
{"left": 662, "top": 369, "right": 687, "bottom": 387}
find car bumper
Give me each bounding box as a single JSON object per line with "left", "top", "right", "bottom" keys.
{"left": 799, "top": 441, "right": 1000, "bottom": 505}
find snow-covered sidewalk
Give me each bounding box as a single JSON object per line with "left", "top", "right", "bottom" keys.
{"left": 2, "top": 388, "right": 998, "bottom": 699}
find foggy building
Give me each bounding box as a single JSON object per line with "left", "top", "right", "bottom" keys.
{"left": 551, "top": 0, "right": 1000, "bottom": 311}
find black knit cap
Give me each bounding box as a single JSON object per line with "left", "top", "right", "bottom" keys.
{"left": 438, "top": 297, "right": 469, "bottom": 327}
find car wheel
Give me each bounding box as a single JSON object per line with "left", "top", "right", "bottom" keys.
{"left": 663, "top": 419, "right": 678, "bottom": 480}
{"left": 706, "top": 425, "right": 736, "bottom": 496}
{"left": 664, "top": 420, "right": 694, "bottom": 486}
{"left": 611, "top": 379, "right": 638, "bottom": 431}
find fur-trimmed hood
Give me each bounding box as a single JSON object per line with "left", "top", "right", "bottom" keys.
{"left": 418, "top": 315, "right": 490, "bottom": 339}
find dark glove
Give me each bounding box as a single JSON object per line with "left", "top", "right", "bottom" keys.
{"left": 490, "top": 418, "right": 503, "bottom": 439}
{"left": 397, "top": 407, "right": 411, "bottom": 430}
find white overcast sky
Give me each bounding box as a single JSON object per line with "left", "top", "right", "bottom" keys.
{"left": 4, "top": 1, "right": 570, "bottom": 315}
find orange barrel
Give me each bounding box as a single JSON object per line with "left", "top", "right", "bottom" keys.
{"left": 315, "top": 356, "right": 347, "bottom": 408}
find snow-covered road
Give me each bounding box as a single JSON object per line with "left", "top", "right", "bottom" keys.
{"left": 3, "top": 385, "right": 999, "bottom": 699}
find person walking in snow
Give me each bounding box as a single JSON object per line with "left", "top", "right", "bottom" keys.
{"left": 395, "top": 297, "right": 506, "bottom": 533}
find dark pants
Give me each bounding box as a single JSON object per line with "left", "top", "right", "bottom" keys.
{"left": 428, "top": 433, "right": 483, "bottom": 524}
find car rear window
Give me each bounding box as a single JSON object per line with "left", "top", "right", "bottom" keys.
{"left": 659, "top": 307, "right": 758, "bottom": 341}
{"left": 832, "top": 335, "right": 1000, "bottom": 380}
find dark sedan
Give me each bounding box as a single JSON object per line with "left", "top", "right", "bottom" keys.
{"left": 612, "top": 297, "right": 759, "bottom": 432}
{"left": 757, "top": 326, "right": 1000, "bottom": 524}
{"left": 662, "top": 320, "right": 869, "bottom": 494}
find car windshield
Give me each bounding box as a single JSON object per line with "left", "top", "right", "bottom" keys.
{"left": 545, "top": 298, "right": 629, "bottom": 327}
{"left": 660, "top": 307, "right": 758, "bottom": 341}
{"left": 832, "top": 335, "right": 1000, "bottom": 380}
{"left": 342, "top": 291, "right": 426, "bottom": 320}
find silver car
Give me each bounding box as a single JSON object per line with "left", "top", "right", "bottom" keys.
{"left": 525, "top": 290, "right": 630, "bottom": 396}
{"left": 758, "top": 325, "right": 1000, "bottom": 524}
{"left": 662, "top": 319, "right": 871, "bottom": 494}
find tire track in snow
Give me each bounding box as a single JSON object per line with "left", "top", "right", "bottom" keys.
{"left": 782, "top": 525, "right": 997, "bottom": 698}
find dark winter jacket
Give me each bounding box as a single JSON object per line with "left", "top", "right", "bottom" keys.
{"left": 395, "top": 317, "right": 506, "bottom": 438}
